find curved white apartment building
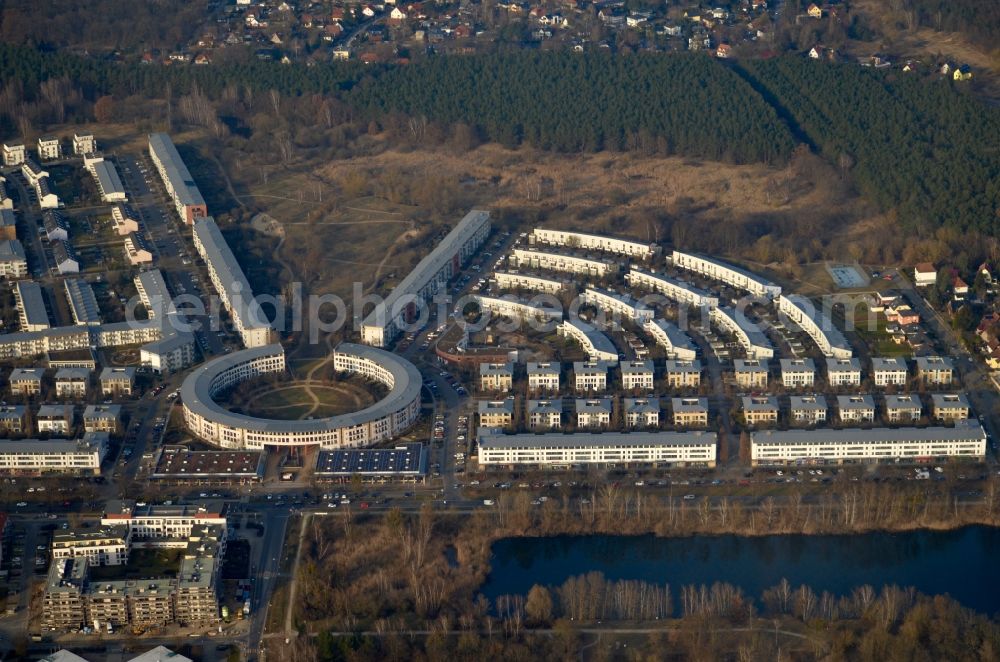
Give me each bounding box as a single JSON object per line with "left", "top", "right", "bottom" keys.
{"left": 777, "top": 294, "right": 853, "bottom": 359}
{"left": 557, "top": 318, "right": 619, "bottom": 362}
{"left": 581, "top": 287, "right": 655, "bottom": 324}
{"left": 181, "top": 343, "right": 422, "bottom": 449}
{"left": 473, "top": 294, "right": 563, "bottom": 323}
{"left": 530, "top": 228, "right": 658, "bottom": 259}
{"left": 492, "top": 271, "right": 565, "bottom": 295}
{"left": 626, "top": 269, "right": 720, "bottom": 309}
{"left": 643, "top": 319, "right": 698, "bottom": 361}
{"left": 709, "top": 306, "right": 774, "bottom": 359}
{"left": 671, "top": 250, "right": 781, "bottom": 299}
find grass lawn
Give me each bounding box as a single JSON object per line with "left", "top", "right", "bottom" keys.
{"left": 853, "top": 318, "right": 912, "bottom": 358}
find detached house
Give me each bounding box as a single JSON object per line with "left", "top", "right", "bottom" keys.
{"left": 780, "top": 358, "right": 815, "bottom": 388}
{"left": 672, "top": 397, "right": 708, "bottom": 428}
{"left": 884, "top": 394, "right": 922, "bottom": 423}
{"left": 576, "top": 398, "right": 612, "bottom": 429}
{"left": 734, "top": 359, "right": 768, "bottom": 389}
{"left": 931, "top": 393, "right": 970, "bottom": 422}
{"left": 477, "top": 398, "right": 515, "bottom": 428}
{"left": 789, "top": 395, "right": 827, "bottom": 425}
{"left": 742, "top": 396, "right": 779, "bottom": 426}
{"left": 913, "top": 263, "right": 937, "bottom": 287}
{"left": 527, "top": 399, "right": 562, "bottom": 430}
{"left": 624, "top": 398, "right": 659, "bottom": 428}
{"left": 479, "top": 362, "right": 514, "bottom": 392}
{"left": 837, "top": 395, "right": 876, "bottom": 423}
{"left": 620, "top": 361, "right": 654, "bottom": 391}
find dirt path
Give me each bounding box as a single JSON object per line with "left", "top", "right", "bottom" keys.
{"left": 242, "top": 381, "right": 368, "bottom": 420}
{"left": 369, "top": 225, "right": 417, "bottom": 294}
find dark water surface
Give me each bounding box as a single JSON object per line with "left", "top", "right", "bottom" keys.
{"left": 482, "top": 527, "right": 1000, "bottom": 614}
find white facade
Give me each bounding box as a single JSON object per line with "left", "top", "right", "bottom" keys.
{"left": 581, "top": 288, "right": 655, "bottom": 324}
{"left": 671, "top": 250, "right": 781, "bottom": 299}
{"left": 55, "top": 369, "right": 90, "bottom": 398}
{"left": 913, "top": 264, "right": 937, "bottom": 287}
{"left": 624, "top": 398, "right": 659, "bottom": 428}
{"left": 89, "top": 159, "right": 128, "bottom": 203}
{"left": 872, "top": 357, "right": 908, "bottom": 387}
{"left": 0, "top": 239, "right": 28, "bottom": 278}
{"left": 37, "top": 137, "right": 62, "bottom": 161}
{"left": 885, "top": 395, "right": 922, "bottom": 422}
{"left": 37, "top": 405, "right": 74, "bottom": 434}
{"left": 478, "top": 430, "right": 717, "bottom": 466}
{"left": 16, "top": 280, "right": 50, "bottom": 332}
{"left": 2, "top": 143, "right": 25, "bottom": 166}
{"left": 531, "top": 228, "right": 657, "bottom": 259}
{"left": 558, "top": 319, "right": 619, "bottom": 362}
{"left": 0, "top": 434, "right": 107, "bottom": 474}
{"left": 777, "top": 294, "right": 853, "bottom": 359}
{"left": 826, "top": 358, "right": 862, "bottom": 387}
{"left": 52, "top": 529, "right": 128, "bottom": 566}
{"left": 625, "top": 269, "right": 719, "bottom": 308}
{"left": 709, "top": 307, "right": 774, "bottom": 359}
{"left": 527, "top": 399, "right": 562, "bottom": 430}
{"left": 837, "top": 395, "right": 876, "bottom": 422}
{"left": 643, "top": 319, "right": 698, "bottom": 361}
{"left": 492, "top": 271, "right": 565, "bottom": 294}
{"left": 473, "top": 294, "right": 562, "bottom": 324}
{"left": 573, "top": 361, "right": 608, "bottom": 391}
{"left": 780, "top": 358, "right": 816, "bottom": 388}
{"left": 576, "top": 398, "right": 612, "bottom": 428}
{"left": 193, "top": 217, "right": 272, "bottom": 348}
{"left": 621, "top": 360, "right": 655, "bottom": 390}
{"left": 526, "top": 362, "right": 560, "bottom": 392}
{"left": 181, "top": 344, "right": 422, "bottom": 450}
{"left": 789, "top": 395, "right": 828, "bottom": 424}
{"left": 510, "top": 248, "right": 616, "bottom": 277}
{"left": 751, "top": 422, "right": 986, "bottom": 465}
{"left": 72, "top": 134, "right": 96, "bottom": 156}
{"left": 101, "top": 501, "right": 227, "bottom": 538}
{"left": 362, "top": 211, "right": 490, "bottom": 346}
{"left": 148, "top": 133, "right": 208, "bottom": 224}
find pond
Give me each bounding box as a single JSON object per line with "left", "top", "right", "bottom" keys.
{"left": 482, "top": 526, "right": 1000, "bottom": 614}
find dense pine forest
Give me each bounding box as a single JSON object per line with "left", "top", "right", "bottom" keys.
{"left": 349, "top": 52, "right": 796, "bottom": 163}
{"left": 901, "top": 0, "right": 1000, "bottom": 49}
{"left": 1, "top": 44, "right": 998, "bottom": 238}
{"left": 740, "top": 57, "right": 1000, "bottom": 236}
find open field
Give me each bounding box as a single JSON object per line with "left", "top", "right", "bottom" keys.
{"left": 211, "top": 137, "right": 887, "bottom": 304}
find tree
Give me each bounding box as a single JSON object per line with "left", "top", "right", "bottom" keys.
{"left": 94, "top": 95, "right": 114, "bottom": 123}
{"left": 524, "top": 584, "right": 554, "bottom": 625}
